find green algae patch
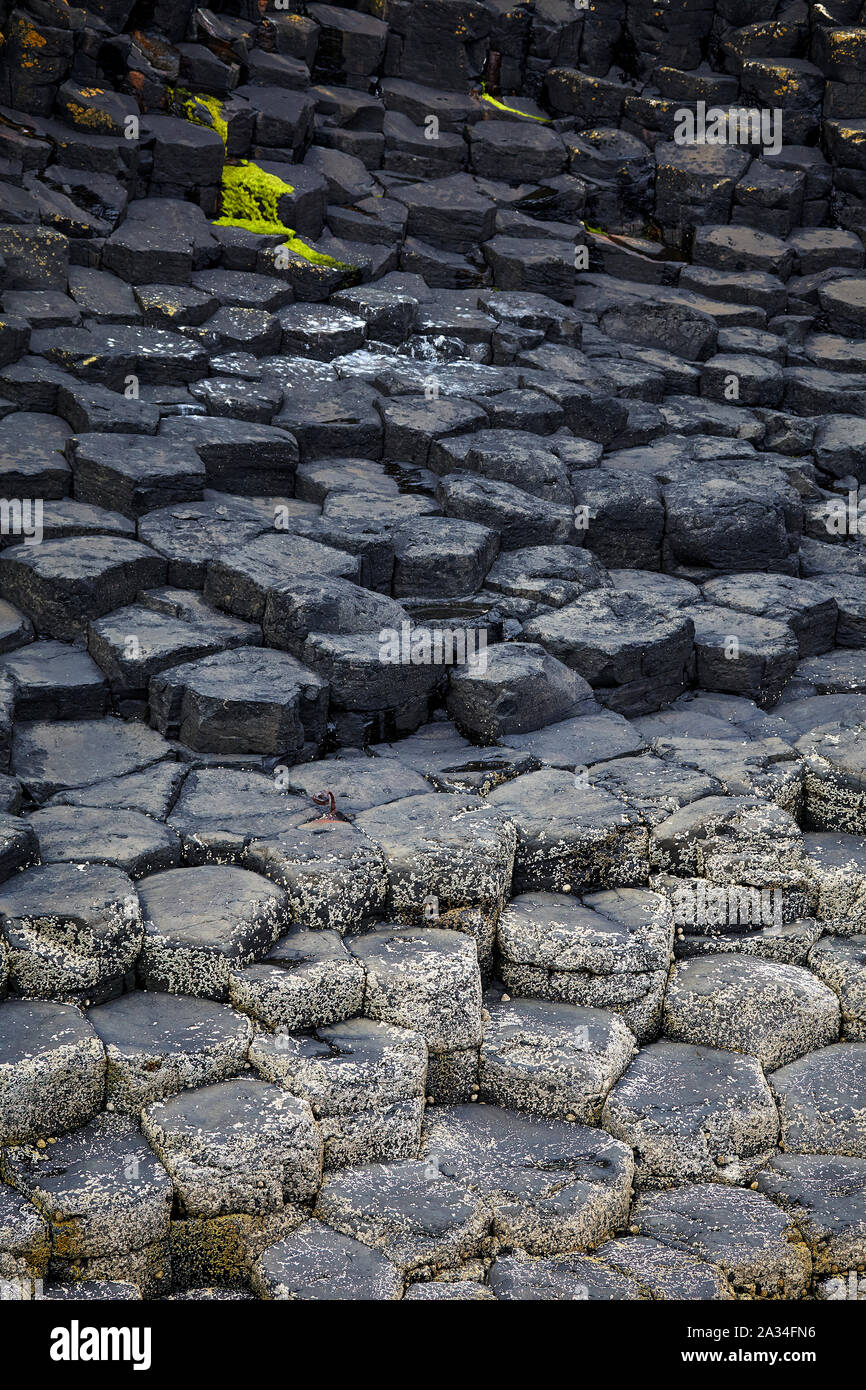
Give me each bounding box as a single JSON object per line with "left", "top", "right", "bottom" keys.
{"left": 170, "top": 87, "right": 229, "bottom": 146}
{"left": 478, "top": 87, "right": 552, "bottom": 124}
{"left": 214, "top": 160, "right": 356, "bottom": 271}
{"left": 279, "top": 236, "right": 356, "bottom": 270}
{"left": 217, "top": 159, "right": 295, "bottom": 233}
{"left": 162, "top": 96, "right": 358, "bottom": 274}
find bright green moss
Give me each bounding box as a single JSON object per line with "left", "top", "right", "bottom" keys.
{"left": 279, "top": 235, "right": 356, "bottom": 269}
{"left": 170, "top": 87, "right": 229, "bottom": 146}
{"left": 166, "top": 97, "right": 357, "bottom": 273}
{"left": 479, "top": 87, "right": 552, "bottom": 124}
{"left": 214, "top": 160, "right": 355, "bottom": 270}
{"left": 217, "top": 159, "right": 295, "bottom": 232}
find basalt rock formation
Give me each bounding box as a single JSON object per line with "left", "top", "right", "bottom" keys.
{"left": 0, "top": 0, "right": 865, "bottom": 1304}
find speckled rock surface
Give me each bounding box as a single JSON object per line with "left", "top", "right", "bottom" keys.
{"left": 1, "top": 0, "right": 866, "bottom": 1307}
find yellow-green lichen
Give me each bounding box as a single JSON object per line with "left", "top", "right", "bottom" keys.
{"left": 171, "top": 87, "right": 228, "bottom": 147}
{"left": 214, "top": 160, "right": 354, "bottom": 270}
{"left": 167, "top": 96, "right": 357, "bottom": 274}
{"left": 217, "top": 159, "right": 295, "bottom": 232}
{"left": 277, "top": 235, "right": 357, "bottom": 270}
{"left": 479, "top": 86, "right": 552, "bottom": 124}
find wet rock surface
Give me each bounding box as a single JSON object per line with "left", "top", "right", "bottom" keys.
{"left": 0, "top": 0, "right": 865, "bottom": 1307}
